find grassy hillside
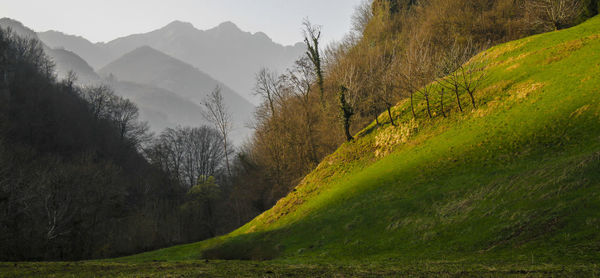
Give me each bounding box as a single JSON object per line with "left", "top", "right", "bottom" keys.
{"left": 3, "top": 15, "right": 599, "bottom": 278}
{"left": 120, "top": 15, "right": 600, "bottom": 266}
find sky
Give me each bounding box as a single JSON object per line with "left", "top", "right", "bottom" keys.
{"left": 0, "top": 0, "right": 365, "bottom": 46}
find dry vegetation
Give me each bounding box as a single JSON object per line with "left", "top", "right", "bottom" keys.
{"left": 225, "top": 0, "right": 598, "bottom": 223}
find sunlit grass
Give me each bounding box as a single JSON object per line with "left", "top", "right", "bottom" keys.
{"left": 122, "top": 15, "right": 600, "bottom": 266}
{"left": 5, "top": 15, "right": 600, "bottom": 277}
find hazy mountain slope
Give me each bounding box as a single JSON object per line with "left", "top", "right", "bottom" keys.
{"left": 2, "top": 18, "right": 251, "bottom": 137}
{"left": 37, "top": 21, "right": 305, "bottom": 104}
{"left": 0, "top": 18, "right": 99, "bottom": 84}
{"left": 0, "top": 17, "right": 37, "bottom": 39}
{"left": 99, "top": 46, "right": 255, "bottom": 140}
{"left": 38, "top": 30, "right": 112, "bottom": 70}
{"left": 108, "top": 80, "right": 207, "bottom": 132}
{"left": 121, "top": 16, "right": 600, "bottom": 265}
{"left": 46, "top": 48, "right": 100, "bottom": 84}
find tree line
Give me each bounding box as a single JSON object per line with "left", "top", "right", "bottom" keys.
{"left": 1, "top": 0, "right": 598, "bottom": 261}
{"left": 0, "top": 27, "right": 240, "bottom": 260}
{"left": 221, "top": 0, "right": 599, "bottom": 218}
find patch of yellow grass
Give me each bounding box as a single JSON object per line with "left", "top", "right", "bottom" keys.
{"left": 510, "top": 82, "right": 545, "bottom": 102}
{"left": 506, "top": 63, "right": 521, "bottom": 71}
{"left": 541, "top": 35, "right": 599, "bottom": 65}
{"left": 483, "top": 38, "right": 533, "bottom": 61}
{"left": 487, "top": 52, "right": 531, "bottom": 70}
{"left": 571, "top": 104, "right": 591, "bottom": 118}
{"left": 374, "top": 119, "right": 419, "bottom": 158}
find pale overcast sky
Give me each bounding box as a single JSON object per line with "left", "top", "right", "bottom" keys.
{"left": 0, "top": 0, "right": 365, "bottom": 46}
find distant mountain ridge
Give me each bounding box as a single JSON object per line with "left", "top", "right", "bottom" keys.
{"left": 1, "top": 18, "right": 254, "bottom": 142}
{"left": 99, "top": 46, "right": 254, "bottom": 141}
{"left": 38, "top": 20, "right": 306, "bottom": 104}
{"left": 0, "top": 18, "right": 100, "bottom": 84}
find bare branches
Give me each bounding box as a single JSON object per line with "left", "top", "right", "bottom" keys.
{"left": 437, "top": 40, "right": 482, "bottom": 112}
{"left": 524, "top": 0, "right": 584, "bottom": 31}
{"left": 286, "top": 57, "right": 316, "bottom": 103}
{"left": 303, "top": 19, "right": 325, "bottom": 104}
{"left": 148, "top": 127, "right": 226, "bottom": 189}
{"left": 202, "top": 86, "right": 233, "bottom": 177}
{"left": 254, "top": 68, "right": 283, "bottom": 117}
{"left": 80, "top": 85, "right": 151, "bottom": 148}
{"left": 398, "top": 36, "right": 438, "bottom": 118}
{"left": 457, "top": 59, "right": 486, "bottom": 109}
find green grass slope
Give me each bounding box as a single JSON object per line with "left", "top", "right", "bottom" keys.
{"left": 121, "top": 16, "right": 600, "bottom": 266}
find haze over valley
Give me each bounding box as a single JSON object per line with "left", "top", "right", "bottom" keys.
{"left": 1, "top": 0, "right": 600, "bottom": 276}
{"left": 1, "top": 17, "right": 305, "bottom": 141}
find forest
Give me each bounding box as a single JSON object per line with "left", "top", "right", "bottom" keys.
{"left": 1, "top": 0, "right": 599, "bottom": 262}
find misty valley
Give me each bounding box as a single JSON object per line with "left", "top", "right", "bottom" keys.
{"left": 1, "top": 0, "right": 600, "bottom": 276}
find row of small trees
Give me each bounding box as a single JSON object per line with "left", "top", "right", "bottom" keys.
{"left": 324, "top": 0, "right": 589, "bottom": 142}
{"left": 225, "top": 0, "right": 596, "bottom": 213}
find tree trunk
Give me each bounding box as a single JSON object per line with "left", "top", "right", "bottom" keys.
{"left": 344, "top": 116, "right": 353, "bottom": 142}
{"left": 440, "top": 88, "right": 446, "bottom": 118}
{"left": 223, "top": 136, "right": 231, "bottom": 177}
{"left": 339, "top": 86, "right": 354, "bottom": 142}
{"left": 454, "top": 84, "right": 463, "bottom": 112}
{"left": 410, "top": 92, "right": 416, "bottom": 118}
{"left": 387, "top": 106, "right": 396, "bottom": 126}
{"left": 425, "top": 95, "right": 433, "bottom": 118}
{"left": 468, "top": 90, "right": 477, "bottom": 109}
{"left": 317, "top": 69, "right": 325, "bottom": 106}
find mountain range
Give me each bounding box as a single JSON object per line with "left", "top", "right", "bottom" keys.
{"left": 99, "top": 45, "right": 255, "bottom": 140}
{"left": 38, "top": 20, "right": 305, "bottom": 104}
{"left": 1, "top": 18, "right": 304, "bottom": 142}
{"left": 0, "top": 18, "right": 100, "bottom": 84}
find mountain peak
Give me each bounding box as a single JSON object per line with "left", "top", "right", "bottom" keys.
{"left": 128, "top": 45, "right": 167, "bottom": 57}
{"left": 0, "top": 17, "right": 38, "bottom": 39}
{"left": 162, "top": 20, "right": 196, "bottom": 31}
{"left": 216, "top": 21, "right": 241, "bottom": 32}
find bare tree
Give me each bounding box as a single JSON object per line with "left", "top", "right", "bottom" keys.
{"left": 285, "top": 57, "right": 320, "bottom": 163}
{"left": 303, "top": 19, "right": 325, "bottom": 104}
{"left": 149, "top": 126, "right": 225, "bottom": 189}
{"left": 372, "top": 43, "right": 400, "bottom": 125}
{"left": 399, "top": 37, "right": 437, "bottom": 118}
{"left": 110, "top": 97, "right": 151, "bottom": 147}
{"left": 202, "top": 86, "right": 233, "bottom": 177}
{"left": 438, "top": 88, "right": 447, "bottom": 118}
{"left": 80, "top": 85, "right": 115, "bottom": 119}
{"left": 338, "top": 63, "right": 362, "bottom": 141}
{"left": 524, "top": 0, "right": 584, "bottom": 31}
{"left": 253, "top": 68, "right": 283, "bottom": 117}
{"left": 457, "top": 59, "right": 486, "bottom": 109}
{"left": 64, "top": 70, "right": 78, "bottom": 91}
{"left": 439, "top": 41, "right": 471, "bottom": 112}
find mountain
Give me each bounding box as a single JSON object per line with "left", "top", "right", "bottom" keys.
{"left": 108, "top": 80, "right": 207, "bottom": 133}
{"left": 0, "top": 18, "right": 99, "bottom": 84}
{"left": 2, "top": 18, "right": 253, "bottom": 139}
{"left": 38, "top": 30, "right": 112, "bottom": 70}
{"left": 37, "top": 21, "right": 305, "bottom": 104}
{"left": 46, "top": 48, "right": 100, "bottom": 84}
{"left": 0, "top": 17, "right": 37, "bottom": 39}
{"left": 99, "top": 46, "right": 255, "bottom": 140}
{"left": 121, "top": 16, "right": 600, "bottom": 266}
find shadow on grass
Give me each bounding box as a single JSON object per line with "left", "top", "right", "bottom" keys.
{"left": 202, "top": 230, "right": 284, "bottom": 261}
